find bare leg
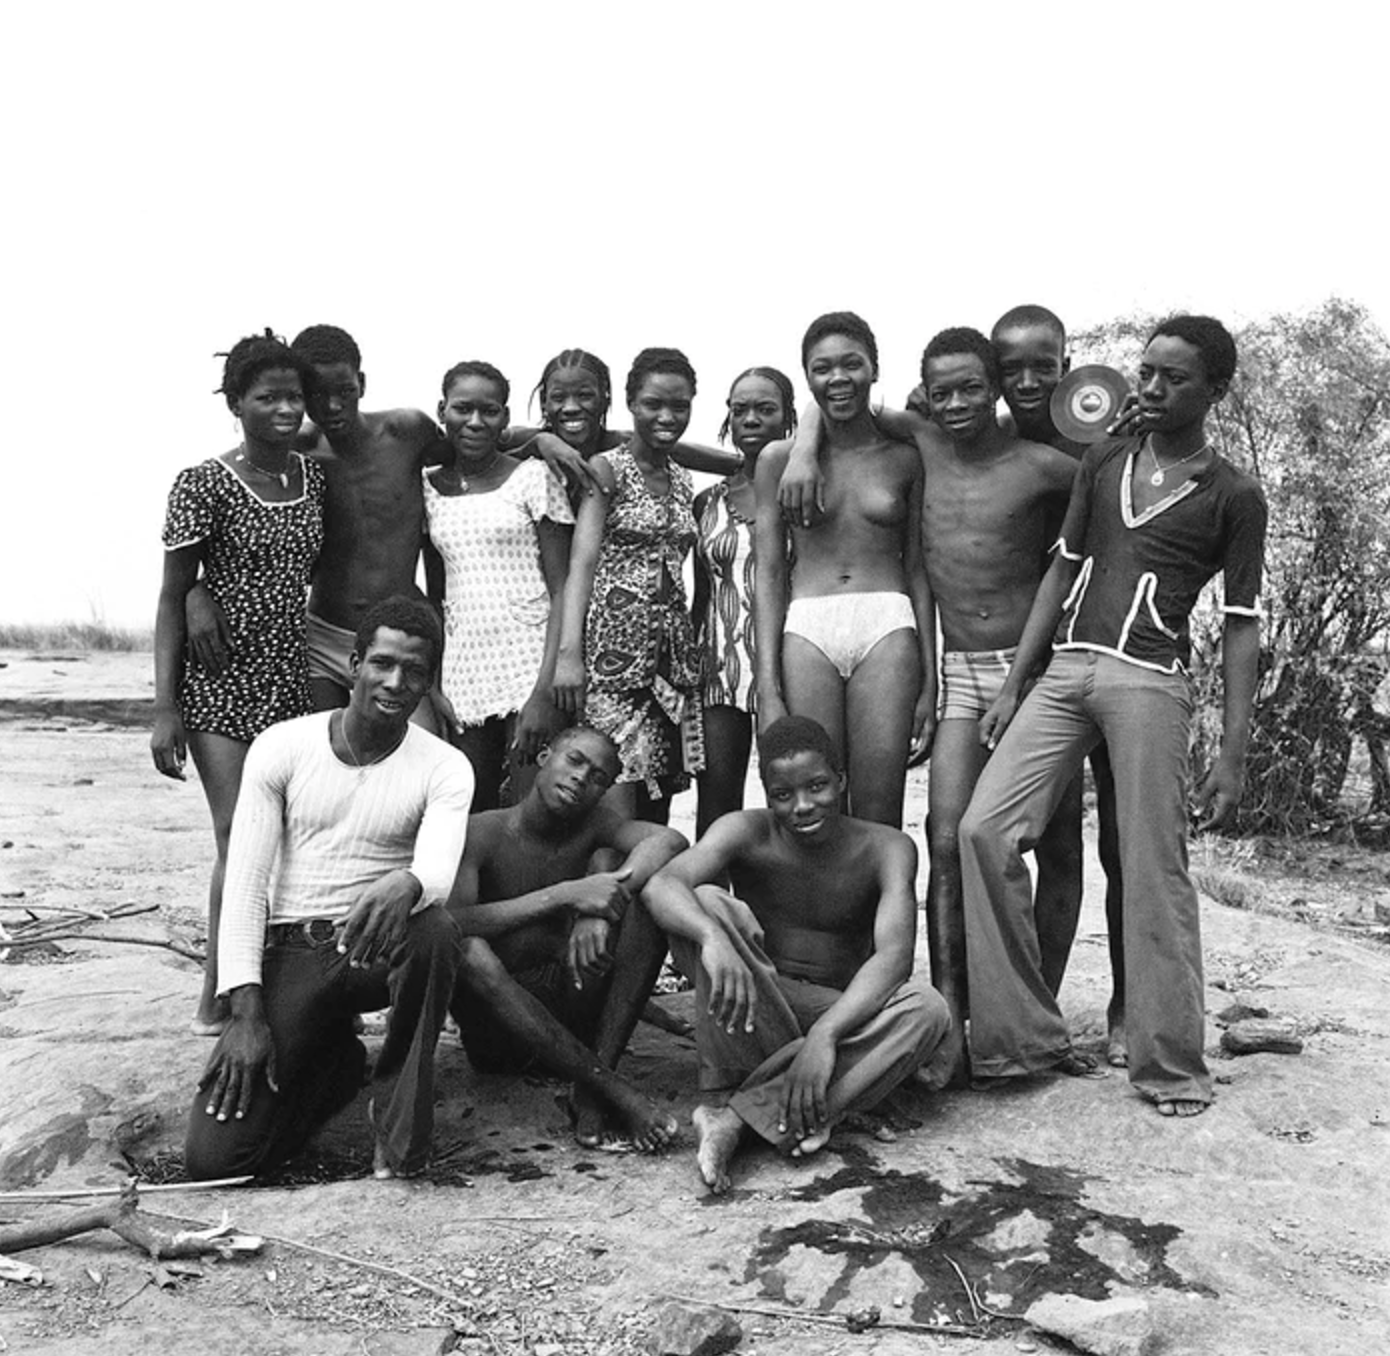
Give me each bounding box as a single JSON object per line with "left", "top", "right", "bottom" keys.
{"left": 696, "top": 706, "right": 753, "bottom": 837}
{"left": 923, "top": 719, "right": 989, "bottom": 1087}
{"left": 454, "top": 937, "right": 677, "bottom": 1151}
{"left": 843, "top": 629, "right": 921, "bottom": 827}
{"left": 781, "top": 634, "right": 847, "bottom": 772}
{"left": 573, "top": 897, "right": 671, "bottom": 1146}
{"left": 1035, "top": 770, "right": 1085, "bottom": 996}
{"left": 186, "top": 731, "right": 249, "bottom": 1033}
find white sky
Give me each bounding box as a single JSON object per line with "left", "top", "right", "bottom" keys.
{"left": 3, "top": 0, "right": 1386, "bottom": 626}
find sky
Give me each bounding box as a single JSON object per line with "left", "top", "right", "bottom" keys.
{"left": 2, "top": 0, "right": 1386, "bottom": 627}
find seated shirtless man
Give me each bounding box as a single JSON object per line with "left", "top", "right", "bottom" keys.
{"left": 447, "top": 725, "right": 686, "bottom": 1151}
{"left": 643, "top": 716, "right": 950, "bottom": 1194}
{"left": 779, "top": 329, "right": 1082, "bottom": 1085}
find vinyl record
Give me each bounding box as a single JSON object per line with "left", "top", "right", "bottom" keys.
{"left": 1050, "top": 365, "right": 1131, "bottom": 443}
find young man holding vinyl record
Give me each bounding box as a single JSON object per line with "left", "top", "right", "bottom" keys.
{"left": 960, "top": 315, "right": 1266, "bottom": 1119}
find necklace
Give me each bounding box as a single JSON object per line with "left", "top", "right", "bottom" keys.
{"left": 234, "top": 445, "right": 293, "bottom": 489}
{"left": 338, "top": 712, "right": 406, "bottom": 774}
{"left": 1147, "top": 437, "right": 1209, "bottom": 487}
{"left": 453, "top": 450, "right": 504, "bottom": 492}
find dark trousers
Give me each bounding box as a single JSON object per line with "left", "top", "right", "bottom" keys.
{"left": 184, "top": 907, "right": 462, "bottom": 1179}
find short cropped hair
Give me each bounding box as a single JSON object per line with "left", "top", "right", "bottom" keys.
{"left": 990, "top": 304, "right": 1066, "bottom": 347}
{"left": 291, "top": 324, "right": 363, "bottom": 371}
{"left": 440, "top": 360, "right": 510, "bottom": 404}
{"left": 353, "top": 595, "right": 444, "bottom": 675}
{"left": 718, "top": 366, "right": 798, "bottom": 443}
{"left": 1147, "top": 314, "right": 1238, "bottom": 389}
{"left": 625, "top": 347, "right": 697, "bottom": 404}
{"left": 920, "top": 326, "right": 1001, "bottom": 389}
{"left": 549, "top": 724, "right": 620, "bottom": 776}
{"left": 216, "top": 330, "right": 314, "bottom": 410}
{"left": 533, "top": 348, "right": 613, "bottom": 425}
{"left": 757, "top": 716, "right": 844, "bottom": 778}
{"left": 801, "top": 311, "right": 878, "bottom": 373}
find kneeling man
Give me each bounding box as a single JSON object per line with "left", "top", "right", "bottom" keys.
{"left": 448, "top": 726, "right": 685, "bottom": 1151}
{"left": 643, "top": 716, "right": 950, "bottom": 1193}
{"left": 185, "top": 597, "right": 474, "bottom": 1181}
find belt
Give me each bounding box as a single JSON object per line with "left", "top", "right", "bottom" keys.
{"left": 266, "top": 918, "right": 341, "bottom": 947}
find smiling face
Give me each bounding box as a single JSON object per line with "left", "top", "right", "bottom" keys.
{"left": 762, "top": 749, "right": 844, "bottom": 846}
{"left": 305, "top": 360, "right": 363, "bottom": 443}
{"left": 439, "top": 373, "right": 509, "bottom": 466}
{"left": 1136, "top": 334, "right": 1224, "bottom": 435}
{"left": 994, "top": 324, "right": 1068, "bottom": 433}
{"left": 804, "top": 334, "right": 875, "bottom": 423}
{"left": 535, "top": 728, "right": 619, "bottom": 819}
{"left": 232, "top": 367, "right": 306, "bottom": 448}
{"left": 924, "top": 352, "right": 997, "bottom": 445}
{"left": 543, "top": 364, "right": 609, "bottom": 454}
{"left": 628, "top": 371, "right": 694, "bottom": 453}
{"left": 727, "top": 374, "right": 788, "bottom": 459}
{"left": 348, "top": 626, "right": 434, "bottom": 729}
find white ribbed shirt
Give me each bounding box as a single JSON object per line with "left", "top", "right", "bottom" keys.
{"left": 217, "top": 712, "right": 474, "bottom": 994}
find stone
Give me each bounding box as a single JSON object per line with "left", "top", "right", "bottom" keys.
{"left": 1215, "top": 999, "right": 1269, "bottom": 1024}
{"left": 649, "top": 1301, "right": 742, "bottom": 1356}
{"left": 1024, "top": 1293, "right": 1155, "bottom": 1356}
{"left": 1220, "top": 1018, "right": 1304, "bottom": 1055}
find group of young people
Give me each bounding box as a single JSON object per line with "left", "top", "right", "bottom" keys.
{"left": 155, "top": 303, "right": 1266, "bottom": 1192}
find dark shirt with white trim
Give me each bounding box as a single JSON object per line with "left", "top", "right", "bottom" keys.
{"left": 1052, "top": 437, "right": 1267, "bottom": 673}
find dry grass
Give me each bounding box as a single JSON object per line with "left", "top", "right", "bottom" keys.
{"left": 0, "top": 621, "right": 151, "bottom": 651}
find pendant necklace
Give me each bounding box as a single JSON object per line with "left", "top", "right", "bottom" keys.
{"left": 234, "top": 444, "right": 292, "bottom": 489}
{"left": 454, "top": 450, "right": 503, "bottom": 493}
{"left": 1148, "top": 437, "right": 1208, "bottom": 487}
{"left": 339, "top": 712, "right": 405, "bottom": 776}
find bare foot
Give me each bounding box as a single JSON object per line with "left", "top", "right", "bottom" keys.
{"left": 1157, "top": 1098, "right": 1209, "bottom": 1118}
{"left": 914, "top": 1017, "right": 970, "bottom": 1091}
{"left": 1106, "top": 1025, "right": 1128, "bottom": 1068}
{"left": 571, "top": 1085, "right": 606, "bottom": 1150}
{"left": 693, "top": 1104, "right": 744, "bottom": 1194}
{"left": 605, "top": 1082, "right": 679, "bottom": 1153}
{"left": 1056, "top": 1049, "right": 1109, "bottom": 1079}
{"left": 789, "top": 1127, "right": 831, "bottom": 1158}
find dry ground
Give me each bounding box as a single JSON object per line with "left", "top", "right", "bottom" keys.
{"left": 1, "top": 650, "right": 1388, "bottom": 1356}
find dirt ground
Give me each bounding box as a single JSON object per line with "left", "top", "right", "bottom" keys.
{"left": 1, "top": 649, "right": 1388, "bottom": 1356}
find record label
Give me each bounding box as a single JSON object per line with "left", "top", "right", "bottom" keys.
{"left": 1050, "top": 365, "right": 1131, "bottom": 444}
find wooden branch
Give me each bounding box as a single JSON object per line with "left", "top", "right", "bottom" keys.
{"left": 0, "top": 1177, "right": 251, "bottom": 1204}
{"left": 1, "top": 932, "right": 203, "bottom": 962}
{"left": 0, "top": 1187, "right": 261, "bottom": 1261}
{"left": 658, "top": 1292, "right": 987, "bottom": 1339}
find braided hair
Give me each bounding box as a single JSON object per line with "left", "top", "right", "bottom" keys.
{"left": 718, "top": 366, "right": 797, "bottom": 443}
{"left": 532, "top": 348, "right": 612, "bottom": 429}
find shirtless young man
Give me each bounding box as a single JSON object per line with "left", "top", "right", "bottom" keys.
{"left": 962, "top": 316, "right": 1266, "bottom": 1118}
{"left": 643, "top": 716, "right": 949, "bottom": 1194}
{"left": 779, "top": 329, "right": 1081, "bottom": 1085}
{"left": 447, "top": 726, "right": 685, "bottom": 1151}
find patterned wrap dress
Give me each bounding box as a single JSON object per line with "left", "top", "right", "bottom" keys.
{"left": 422, "top": 459, "right": 574, "bottom": 727}
{"left": 161, "top": 454, "right": 325, "bottom": 744}
{"left": 694, "top": 478, "right": 758, "bottom": 714}
{"left": 583, "top": 445, "right": 705, "bottom": 795}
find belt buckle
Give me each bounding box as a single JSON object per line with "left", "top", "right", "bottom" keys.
{"left": 303, "top": 918, "right": 338, "bottom": 946}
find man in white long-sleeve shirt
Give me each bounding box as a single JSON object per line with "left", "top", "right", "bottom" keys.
{"left": 185, "top": 596, "right": 474, "bottom": 1180}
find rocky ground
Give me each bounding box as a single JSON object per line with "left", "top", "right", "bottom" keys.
{"left": 1, "top": 650, "right": 1388, "bottom": 1356}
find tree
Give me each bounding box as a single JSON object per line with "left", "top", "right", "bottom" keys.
{"left": 1072, "top": 299, "right": 1390, "bottom": 836}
